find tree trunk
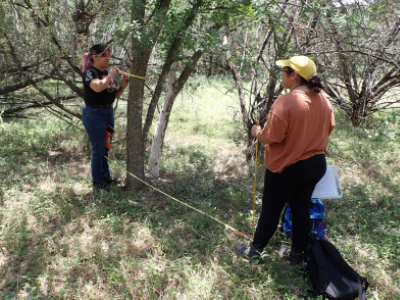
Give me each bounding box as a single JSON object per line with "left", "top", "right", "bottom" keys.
{"left": 126, "top": 3, "right": 148, "bottom": 190}
{"left": 147, "top": 63, "right": 177, "bottom": 178}
{"left": 147, "top": 50, "right": 203, "bottom": 177}
{"left": 142, "top": 0, "right": 204, "bottom": 142}
{"left": 126, "top": 57, "right": 148, "bottom": 189}
{"left": 125, "top": 0, "right": 172, "bottom": 189}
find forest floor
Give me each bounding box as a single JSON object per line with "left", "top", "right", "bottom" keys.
{"left": 1, "top": 76, "right": 399, "bottom": 299}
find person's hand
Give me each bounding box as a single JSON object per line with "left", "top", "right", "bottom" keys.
{"left": 251, "top": 125, "right": 261, "bottom": 138}
{"left": 121, "top": 75, "right": 129, "bottom": 88}
{"left": 108, "top": 67, "right": 121, "bottom": 78}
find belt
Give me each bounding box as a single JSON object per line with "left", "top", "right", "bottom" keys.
{"left": 86, "top": 104, "right": 113, "bottom": 109}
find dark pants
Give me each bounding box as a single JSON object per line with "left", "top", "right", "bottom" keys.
{"left": 253, "top": 154, "right": 326, "bottom": 251}
{"left": 82, "top": 107, "right": 114, "bottom": 184}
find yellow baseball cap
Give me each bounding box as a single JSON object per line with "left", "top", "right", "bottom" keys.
{"left": 276, "top": 56, "right": 317, "bottom": 81}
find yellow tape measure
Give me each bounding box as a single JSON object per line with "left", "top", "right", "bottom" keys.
{"left": 252, "top": 120, "right": 259, "bottom": 238}
{"left": 121, "top": 71, "right": 146, "bottom": 80}
{"left": 104, "top": 156, "right": 252, "bottom": 241}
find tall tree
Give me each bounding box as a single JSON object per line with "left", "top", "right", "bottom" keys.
{"left": 224, "top": 0, "right": 318, "bottom": 160}
{"left": 316, "top": 0, "right": 400, "bottom": 126}
{"left": 126, "top": 0, "right": 232, "bottom": 183}
{"left": 126, "top": 0, "right": 172, "bottom": 189}
{"left": 0, "top": 0, "right": 117, "bottom": 119}
{"left": 147, "top": 0, "right": 235, "bottom": 177}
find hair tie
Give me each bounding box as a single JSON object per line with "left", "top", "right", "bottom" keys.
{"left": 81, "top": 52, "right": 93, "bottom": 73}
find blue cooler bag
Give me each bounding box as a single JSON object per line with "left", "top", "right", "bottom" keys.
{"left": 282, "top": 199, "right": 325, "bottom": 239}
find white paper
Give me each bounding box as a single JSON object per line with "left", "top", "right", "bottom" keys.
{"left": 311, "top": 165, "right": 343, "bottom": 199}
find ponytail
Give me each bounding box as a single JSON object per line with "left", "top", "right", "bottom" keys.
{"left": 299, "top": 75, "right": 323, "bottom": 93}
{"left": 307, "top": 75, "right": 323, "bottom": 93}
{"left": 81, "top": 52, "right": 93, "bottom": 73}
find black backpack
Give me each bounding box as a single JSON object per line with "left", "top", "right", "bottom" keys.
{"left": 305, "top": 238, "right": 369, "bottom": 300}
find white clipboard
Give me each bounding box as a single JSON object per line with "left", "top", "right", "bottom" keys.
{"left": 311, "top": 165, "right": 343, "bottom": 199}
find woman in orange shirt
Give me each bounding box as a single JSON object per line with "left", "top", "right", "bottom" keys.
{"left": 235, "top": 56, "right": 335, "bottom": 265}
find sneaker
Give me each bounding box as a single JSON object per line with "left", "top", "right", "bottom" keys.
{"left": 234, "top": 242, "right": 262, "bottom": 263}
{"left": 103, "top": 176, "right": 120, "bottom": 186}
{"left": 279, "top": 244, "right": 304, "bottom": 266}
{"left": 93, "top": 181, "right": 110, "bottom": 192}
{"left": 289, "top": 248, "right": 304, "bottom": 266}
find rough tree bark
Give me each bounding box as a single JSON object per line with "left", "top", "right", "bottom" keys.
{"left": 125, "top": 0, "right": 171, "bottom": 189}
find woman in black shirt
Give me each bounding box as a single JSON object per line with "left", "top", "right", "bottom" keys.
{"left": 81, "top": 44, "right": 129, "bottom": 191}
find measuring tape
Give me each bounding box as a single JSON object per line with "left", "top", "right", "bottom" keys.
{"left": 105, "top": 156, "right": 252, "bottom": 242}
{"left": 252, "top": 120, "right": 259, "bottom": 238}
{"left": 120, "top": 71, "right": 146, "bottom": 80}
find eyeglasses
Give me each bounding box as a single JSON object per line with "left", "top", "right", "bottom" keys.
{"left": 96, "top": 52, "right": 112, "bottom": 58}
{"left": 95, "top": 48, "right": 112, "bottom": 58}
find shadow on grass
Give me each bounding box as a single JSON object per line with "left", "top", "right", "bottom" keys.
{"left": 0, "top": 141, "right": 301, "bottom": 299}
{"left": 1, "top": 138, "right": 399, "bottom": 299}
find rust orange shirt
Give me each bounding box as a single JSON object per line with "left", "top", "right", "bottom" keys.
{"left": 260, "top": 90, "right": 335, "bottom": 173}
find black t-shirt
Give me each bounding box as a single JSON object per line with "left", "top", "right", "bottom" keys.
{"left": 83, "top": 66, "right": 118, "bottom": 105}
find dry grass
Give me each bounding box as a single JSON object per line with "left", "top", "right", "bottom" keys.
{"left": 1, "top": 76, "right": 399, "bottom": 299}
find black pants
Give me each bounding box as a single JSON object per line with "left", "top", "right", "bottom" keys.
{"left": 253, "top": 154, "right": 326, "bottom": 251}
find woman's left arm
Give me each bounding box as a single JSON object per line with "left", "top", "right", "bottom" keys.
{"left": 115, "top": 75, "right": 130, "bottom": 99}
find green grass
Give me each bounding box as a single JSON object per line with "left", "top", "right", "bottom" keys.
{"left": 0, "top": 76, "right": 399, "bottom": 299}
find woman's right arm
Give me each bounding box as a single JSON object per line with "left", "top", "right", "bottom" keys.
{"left": 89, "top": 67, "right": 119, "bottom": 93}
{"left": 251, "top": 125, "right": 274, "bottom": 145}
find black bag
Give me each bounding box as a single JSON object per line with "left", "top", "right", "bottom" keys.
{"left": 305, "top": 238, "right": 369, "bottom": 300}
